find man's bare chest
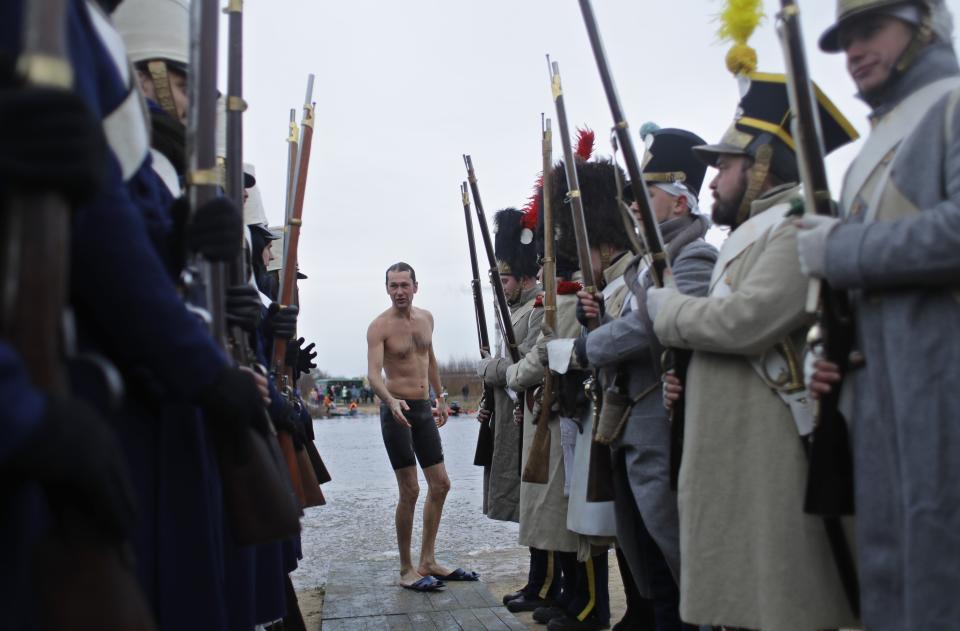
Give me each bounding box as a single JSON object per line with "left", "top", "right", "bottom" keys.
{"left": 383, "top": 322, "right": 431, "bottom": 361}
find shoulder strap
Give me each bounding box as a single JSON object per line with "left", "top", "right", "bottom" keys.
{"left": 841, "top": 77, "right": 960, "bottom": 214}
{"left": 709, "top": 204, "right": 791, "bottom": 293}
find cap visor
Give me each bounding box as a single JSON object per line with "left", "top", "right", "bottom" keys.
{"left": 819, "top": 23, "right": 842, "bottom": 52}
{"left": 692, "top": 142, "right": 747, "bottom": 167}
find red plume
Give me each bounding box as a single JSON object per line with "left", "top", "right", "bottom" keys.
{"left": 575, "top": 127, "right": 595, "bottom": 161}
{"left": 521, "top": 175, "right": 542, "bottom": 231}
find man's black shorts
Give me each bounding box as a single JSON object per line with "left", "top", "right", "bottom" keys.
{"left": 380, "top": 399, "right": 444, "bottom": 470}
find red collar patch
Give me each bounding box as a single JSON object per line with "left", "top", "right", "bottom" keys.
{"left": 557, "top": 280, "right": 583, "bottom": 295}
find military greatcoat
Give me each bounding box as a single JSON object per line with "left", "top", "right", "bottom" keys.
{"left": 825, "top": 43, "right": 960, "bottom": 631}
{"left": 653, "top": 186, "right": 857, "bottom": 631}
{"left": 479, "top": 285, "right": 542, "bottom": 522}
{"left": 582, "top": 215, "right": 716, "bottom": 593}
{"left": 506, "top": 287, "right": 582, "bottom": 553}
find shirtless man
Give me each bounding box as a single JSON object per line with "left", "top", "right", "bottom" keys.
{"left": 367, "top": 262, "right": 470, "bottom": 591}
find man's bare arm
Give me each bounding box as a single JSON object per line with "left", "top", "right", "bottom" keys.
{"left": 427, "top": 343, "right": 443, "bottom": 401}
{"left": 366, "top": 321, "right": 393, "bottom": 405}
{"left": 425, "top": 312, "right": 447, "bottom": 426}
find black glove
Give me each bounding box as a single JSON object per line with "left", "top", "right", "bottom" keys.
{"left": 226, "top": 284, "right": 262, "bottom": 332}
{"left": 4, "top": 395, "right": 136, "bottom": 539}
{"left": 576, "top": 291, "right": 605, "bottom": 327}
{"left": 199, "top": 367, "right": 269, "bottom": 436}
{"left": 0, "top": 86, "right": 108, "bottom": 203}
{"left": 270, "top": 400, "right": 304, "bottom": 449}
{"left": 286, "top": 337, "right": 316, "bottom": 377}
{"left": 186, "top": 197, "right": 242, "bottom": 263}
{"left": 264, "top": 303, "right": 298, "bottom": 341}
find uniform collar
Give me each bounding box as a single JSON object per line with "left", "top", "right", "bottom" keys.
{"left": 749, "top": 182, "right": 800, "bottom": 219}
{"left": 865, "top": 43, "right": 960, "bottom": 117}
{"left": 516, "top": 284, "right": 540, "bottom": 310}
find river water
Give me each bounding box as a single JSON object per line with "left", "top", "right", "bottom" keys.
{"left": 293, "top": 412, "right": 524, "bottom": 590}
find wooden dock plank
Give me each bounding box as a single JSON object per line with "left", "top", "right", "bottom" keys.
{"left": 469, "top": 607, "right": 511, "bottom": 631}
{"left": 427, "top": 610, "right": 461, "bottom": 631}
{"left": 447, "top": 608, "right": 485, "bottom": 631}
{"left": 319, "top": 560, "right": 526, "bottom": 630}
{"left": 407, "top": 610, "right": 438, "bottom": 631}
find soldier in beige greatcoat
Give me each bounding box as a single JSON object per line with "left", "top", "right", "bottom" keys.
{"left": 648, "top": 74, "right": 860, "bottom": 630}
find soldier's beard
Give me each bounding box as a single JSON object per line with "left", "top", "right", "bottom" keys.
{"left": 711, "top": 191, "right": 745, "bottom": 228}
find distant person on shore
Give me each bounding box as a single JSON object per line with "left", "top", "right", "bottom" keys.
{"left": 366, "top": 262, "right": 478, "bottom": 591}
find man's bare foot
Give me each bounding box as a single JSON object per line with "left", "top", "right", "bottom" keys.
{"left": 417, "top": 562, "right": 453, "bottom": 578}
{"left": 399, "top": 568, "right": 424, "bottom": 588}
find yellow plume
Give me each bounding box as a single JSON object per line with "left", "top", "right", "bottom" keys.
{"left": 717, "top": 0, "right": 764, "bottom": 75}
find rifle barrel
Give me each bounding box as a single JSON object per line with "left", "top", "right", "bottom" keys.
{"left": 548, "top": 60, "right": 598, "bottom": 328}
{"left": 541, "top": 116, "right": 556, "bottom": 331}
{"left": 577, "top": 0, "right": 670, "bottom": 287}
{"left": 463, "top": 155, "right": 521, "bottom": 362}
{"left": 462, "top": 182, "right": 491, "bottom": 355}
{"left": 187, "top": 0, "right": 226, "bottom": 346}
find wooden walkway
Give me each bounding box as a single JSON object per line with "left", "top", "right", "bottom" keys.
{"left": 320, "top": 559, "right": 527, "bottom": 630}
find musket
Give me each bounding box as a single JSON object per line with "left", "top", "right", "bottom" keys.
{"left": 272, "top": 75, "right": 315, "bottom": 376}
{"left": 575, "top": 1, "right": 689, "bottom": 494}
{"left": 522, "top": 115, "right": 556, "bottom": 485}
{"left": 463, "top": 156, "right": 522, "bottom": 364}
{"left": 464, "top": 155, "right": 530, "bottom": 476}
{"left": 1, "top": 1, "right": 156, "bottom": 628}
{"left": 462, "top": 182, "right": 496, "bottom": 468}
{"left": 548, "top": 59, "right": 616, "bottom": 502}
{"left": 270, "top": 76, "right": 326, "bottom": 508}
{"left": 777, "top": 0, "right": 860, "bottom": 615}
{"left": 188, "top": 0, "right": 301, "bottom": 542}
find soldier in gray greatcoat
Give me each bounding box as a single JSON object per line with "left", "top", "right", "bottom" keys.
{"left": 800, "top": 2, "right": 960, "bottom": 628}
{"left": 574, "top": 127, "right": 717, "bottom": 631}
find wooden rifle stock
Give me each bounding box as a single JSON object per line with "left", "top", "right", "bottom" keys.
{"left": 523, "top": 115, "right": 556, "bottom": 485}
{"left": 777, "top": 0, "right": 859, "bottom": 616}
{"left": 1, "top": 2, "right": 155, "bottom": 628}
{"left": 461, "top": 182, "right": 495, "bottom": 467}
{"left": 548, "top": 59, "right": 615, "bottom": 502}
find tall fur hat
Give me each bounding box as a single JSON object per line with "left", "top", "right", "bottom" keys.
{"left": 548, "top": 130, "right": 631, "bottom": 264}
{"left": 494, "top": 208, "right": 539, "bottom": 279}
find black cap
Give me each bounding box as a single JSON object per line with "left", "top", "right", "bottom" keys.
{"left": 493, "top": 208, "right": 539, "bottom": 279}
{"left": 249, "top": 224, "right": 280, "bottom": 241}
{"left": 549, "top": 157, "right": 631, "bottom": 264}
{"left": 693, "top": 72, "right": 858, "bottom": 182}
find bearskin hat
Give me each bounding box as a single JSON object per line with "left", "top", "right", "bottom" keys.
{"left": 493, "top": 208, "right": 539, "bottom": 280}
{"left": 548, "top": 156, "right": 631, "bottom": 265}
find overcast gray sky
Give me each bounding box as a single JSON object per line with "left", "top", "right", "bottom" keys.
{"left": 228, "top": 0, "right": 960, "bottom": 378}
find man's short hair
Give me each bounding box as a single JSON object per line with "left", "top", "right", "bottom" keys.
{"left": 385, "top": 262, "right": 417, "bottom": 284}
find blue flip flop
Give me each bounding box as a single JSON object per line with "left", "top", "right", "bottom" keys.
{"left": 432, "top": 568, "right": 479, "bottom": 582}
{"left": 401, "top": 576, "right": 445, "bottom": 592}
